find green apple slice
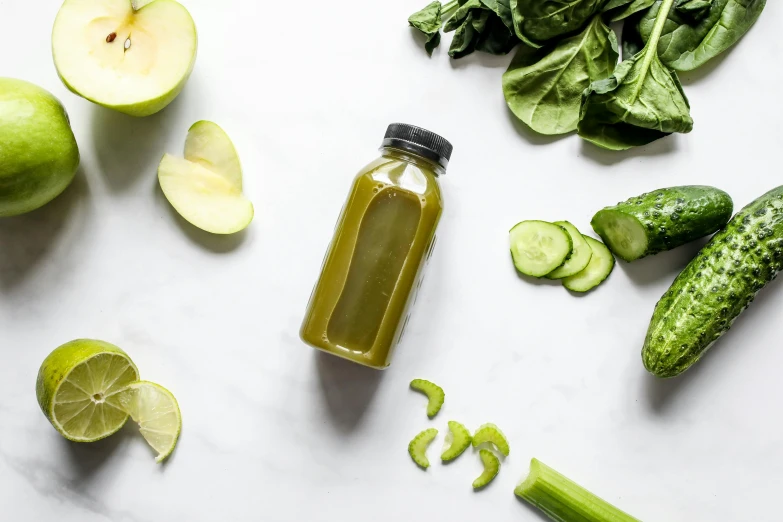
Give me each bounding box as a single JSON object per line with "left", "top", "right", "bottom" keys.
{"left": 158, "top": 121, "right": 254, "bottom": 235}
{"left": 184, "top": 120, "right": 243, "bottom": 189}
{"left": 116, "top": 381, "right": 182, "bottom": 463}
{"left": 52, "top": 0, "right": 197, "bottom": 117}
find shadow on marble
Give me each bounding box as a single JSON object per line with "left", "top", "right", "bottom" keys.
{"left": 152, "top": 182, "right": 248, "bottom": 253}
{"left": 678, "top": 45, "right": 733, "bottom": 86}
{"left": 0, "top": 169, "right": 90, "bottom": 290}
{"left": 92, "top": 94, "right": 186, "bottom": 194}
{"left": 316, "top": 352, "right": 384, "bottom": 433}
{"left": 580, "top": 135, "right": 679, "bottom": 165}
{"left": 63, "top": 421, "right": 134, "bottom": 480}
{"left": 616, "top": 236, "right": 708, "bottom": 287}
{"left": 643, "top": 274, "right": 781, "bottom": 412}
{"left": 513, "top": 266, "right": 562, "bottom": 288}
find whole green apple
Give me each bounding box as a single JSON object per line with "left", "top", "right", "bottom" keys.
{"left": 0, "top": 78, "right": 80, "bottom": 217}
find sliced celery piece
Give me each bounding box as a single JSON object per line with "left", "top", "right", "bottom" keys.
{"left": 473, "top": 449, "right": 500, "bottom": 489}
{"left": 514, "top": 459, "right": 641, "bottom": 522}
{"left": 472, "top": 423, "right": 510, "bottom": 456}
{"left": 408, "top": 428, "right": 438, "bottom": 469}
{"left": 441, "top": 420, "right": 472, "bottom": 462}
{"left": 410, "top": 379, "right": 445, "bottom": 418}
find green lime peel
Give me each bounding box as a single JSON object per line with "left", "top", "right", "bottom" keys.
{"left": 515, "top": 459, "right": 641, "bottom": 521}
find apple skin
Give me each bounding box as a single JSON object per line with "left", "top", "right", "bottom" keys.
{"left": 52, "top": 0, "right": 198, "bottom": 118}
{"left": 56, "top": 64, "right": 195, "bottom": 118}
{"left": 0, "top": 78, "right": 80, "bottom": 217}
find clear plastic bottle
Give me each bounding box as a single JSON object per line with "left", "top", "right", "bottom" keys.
{"left": 301, "top": 124, "right": 452, "bottom": 369}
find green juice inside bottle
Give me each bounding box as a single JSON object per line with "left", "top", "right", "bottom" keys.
{"left": 301, "top": 124, "right": 452, "bottom": 369}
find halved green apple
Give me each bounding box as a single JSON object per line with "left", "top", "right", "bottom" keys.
{"left": 52, "top": 0, "right": 197, "bottom": 117}
{"left": 158, "top": 121, "right": 254, "bottom": 235}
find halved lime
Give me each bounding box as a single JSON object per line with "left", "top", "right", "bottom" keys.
{"left": 36, "top": 339, "right": 139, "bottom": 442}
{"left": 116, "top": 381, "right": 181, "bottom": 463}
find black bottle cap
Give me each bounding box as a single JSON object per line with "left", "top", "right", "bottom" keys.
{"left": 381, "top": 123, "right": 453, "bottom": 171}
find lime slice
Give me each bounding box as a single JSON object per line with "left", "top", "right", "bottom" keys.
{"left": 116, "top": 381, "right": 181, "bottom": 463}
{"left": 36, "top": 339, "right": 139, "bottom": 442}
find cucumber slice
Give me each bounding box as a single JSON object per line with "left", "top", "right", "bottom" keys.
{"left": 510, "top": 221, "right": 573, "bottom": 277}
{"left": 408, "top": 428, "right": 438, "bottom": 469}
{"left": 546, "top": 221, "right": 593, "bottom": 279}
{"left": 562, "top": 237, "right": 615, "bottom": 293}
{"left": 473, "top": 449, "right": 500, "bottom": 489}
{"left": 472, "top": 423, "right": 510, "bottom": 456}
{"left": 410, "top": 379, "right": 445, "bottom": 418}
{"left": 441, "top": 421, "right": 472, "bottom": 462}
{"left": 590, "top": 210, "right": 648, "bottom": 262}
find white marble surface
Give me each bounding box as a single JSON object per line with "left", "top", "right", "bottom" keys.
{"left": 2, "top": 0, "right": 782, "bottom": 520}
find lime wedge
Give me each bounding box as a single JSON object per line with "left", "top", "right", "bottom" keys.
{"left": 116, "top": 381, "right": 181, "bottom": 463}
{"left": 36, "top": 339, "right": 139, "bottom": 442}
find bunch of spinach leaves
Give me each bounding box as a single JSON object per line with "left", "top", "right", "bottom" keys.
{"left": 409, "top": 0, "right": 519, "bottom": 58}
{"left": 408, "top": 0, "right": 766, "bottom": 150}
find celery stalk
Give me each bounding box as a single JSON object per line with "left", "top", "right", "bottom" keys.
{"left": 514, "top": 459, "right": 641, "bottom": 522}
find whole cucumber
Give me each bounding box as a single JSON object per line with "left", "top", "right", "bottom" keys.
{"left": 591, "top": 186, "right": 733, "bottom": 262}
{"left": 643, "top": 186, "right": 783, "bottom": 378}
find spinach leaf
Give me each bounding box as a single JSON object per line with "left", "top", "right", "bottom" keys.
{"left": 444, "top": 0, "right": 519, "bottom": 58}
{"left": 604, "top": 0, "right": 634, "bottom": 10}
{"left": 409, "top": 1, "right": 446, "bottom": 55}
{"left": 446, "top": 6, "right": 489, "bottom": 58}
{"left": 509, "top": 0, "right": 609, "bottom": 47}
{"left": 475, "top": 15, "right": 519, "bottom": 55}
{"left": 503, "top": 16, "right": 619, "bottom": 135}
{"left": 638, "top": 0, "right": 766, "bottom": 71}
{"left": 675, "top": 0, "right": 713, "bottom": 21}
{"left": 603, "top": 0, "right": 655, "bottom": 21}
{"left": 476, "top": 0, "right": 519, "bottom": 53}
{"left": 481, "top": 0, "right": 515, "bottom": 31}
{"left": 444, "top": 0, "right": 483, "bottom": 31}
{"left": 577, "top": 0, "right": 693, "bottom": 150}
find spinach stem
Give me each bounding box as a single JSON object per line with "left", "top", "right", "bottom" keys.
{"left": 442, "top": 0, "right": 459, "bottom": 15}
{"left": 648, "top": 0, "right": 676, "bottom": 47}
{"left": 633, "top": 0, "right": 675, "bottom": 100}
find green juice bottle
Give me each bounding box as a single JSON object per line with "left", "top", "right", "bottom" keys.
{"left": 301, "top": 124, "right": 452, "bottom": 369}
